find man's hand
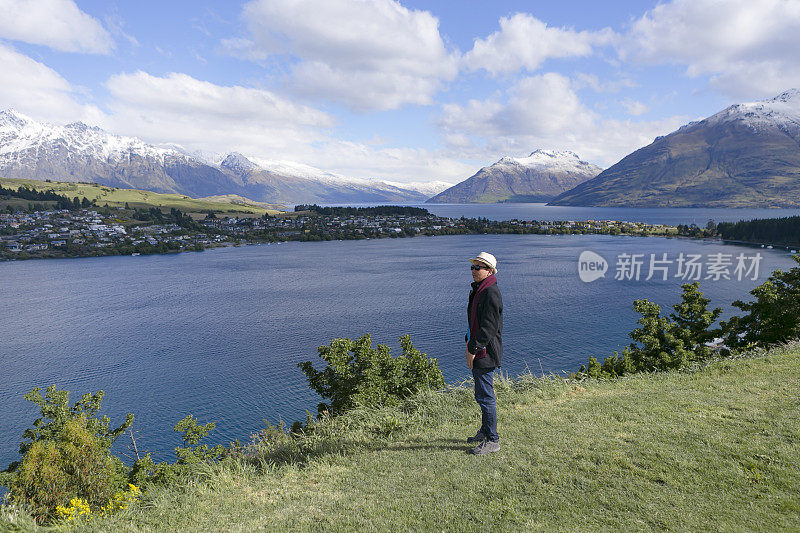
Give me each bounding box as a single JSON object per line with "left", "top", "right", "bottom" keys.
{"left": 465, "top": 346, "right": 475, "bottom": 370}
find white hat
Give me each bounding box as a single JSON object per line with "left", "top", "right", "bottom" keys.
{"left": 469, "top": 251, "right": 498, "bottom": 274}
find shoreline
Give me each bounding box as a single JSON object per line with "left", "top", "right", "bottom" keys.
{"left": 5, "top": 230, "right": 799, "bottom": 263}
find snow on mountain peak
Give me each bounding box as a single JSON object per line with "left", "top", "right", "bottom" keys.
{"left": 0, "top": 109, "right": 35, "bottom": 130}
{"left": 64, "top": 121, "right": 103, "bottom": 134}
{"left": 707, "top": 89, "right": 800, "bottom": 133}
{"left": 769, "top": 88, "right": 800, "bottom": 103}
{"left": 492, "top": 149, "right": 600, "bottom": 173}
{"left": 0, "top": 109, "right": 186, "bottom": 162}
{"left": 381, "top": 180, "right": 455, "bottom": 196}
{"left": 220, "top": 152, "right": 258, "bottom": 175}
{"left": 528, "top": 148, "right": 579, "bottom": 159}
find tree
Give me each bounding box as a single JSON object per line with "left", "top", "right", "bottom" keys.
{"left": 579, "top": 283, "right": 722, "bottom": 378}
{"left": 722, "top": 254, "right": 800, "bottom": 349}
{"left": 627, "top": 299, "right": 693, "bottom": 372}
{"left": 669, "top": 282, "right": 722, "bottom": 362}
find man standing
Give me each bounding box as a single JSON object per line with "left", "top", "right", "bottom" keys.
{"left": 465, "top": 251, "right": 502, "bottom": 455}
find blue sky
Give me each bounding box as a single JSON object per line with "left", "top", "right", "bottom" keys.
{"left": 1, "top": 0, "right": 798, "bottom": 184}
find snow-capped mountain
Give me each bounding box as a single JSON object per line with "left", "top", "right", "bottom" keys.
{"left": 216, "top": 152, "right": 433, "bottom": 203}
{"left": 0, "top": 109, "right": 235, "bottom": 197}
{"left": 383, "top": 180, "right": 454, "bottom": 197}
{"left": 0, "top": 110, "right": 439, "bottom": 203}
{"left": 0, "top": 110, "right": 179, "bottom": 163}
{"left": 246, "top": 156, "right": 453, "bottom": 196}
{"left": 705, "top": 88, "right": 800, "bottom": 134}
{"left": 550, "top": 89, "right": 800, "bottom": 207}
{"left": 428, "top": 149, "right": 602, "bottom": 203}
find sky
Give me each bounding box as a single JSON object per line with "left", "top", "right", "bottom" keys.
{"left": 1, "top": 0, "right": 799, "bottom": 184}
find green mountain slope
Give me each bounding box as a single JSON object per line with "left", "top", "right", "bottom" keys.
{"left": 550, "top": 89, "right": 800, "bottom": 207}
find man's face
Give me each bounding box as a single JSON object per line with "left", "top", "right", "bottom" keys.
{"left": 471, "top": 262, "right": 492, "bottom": 282}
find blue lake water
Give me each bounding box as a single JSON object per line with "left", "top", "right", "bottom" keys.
{"left": 320, "top": 202, "right": 800, "bottom": 226}
{"left": 2, "top": 213, "right": 799, "bottom": 469}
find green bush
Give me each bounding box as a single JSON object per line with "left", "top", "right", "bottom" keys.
{"left": 8, "top": 417, "right": 126, "bottom": 522}
{"left": 580, "top": 283, "right": 722, "bottom": 378}
{"left": 722, "top": 254, "right": 800, "bottom": 349}
{"left": 2, "top": 386, "right": 131, "bottom": 523}
{"left": 128, "top": 415, "right": 226, "bottom": 489}
{"left": 298, "top": 334, "right": 445, "bottom": 414}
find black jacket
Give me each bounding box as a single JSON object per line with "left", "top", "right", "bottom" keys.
{"left": 466, "top": 280, "right": 503, "bottom": 368}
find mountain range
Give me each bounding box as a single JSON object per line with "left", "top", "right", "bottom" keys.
{"left": 550, "top": 89, "right": 800, "bottom": 207}
{"left": 0, "top": 110, "right": 451, "bottom": 204}
{"left": 428, "top": 150, "right": 602, "bottom": 203}
{"left": 4, "top": 89, "right": 800, "bottom": 208}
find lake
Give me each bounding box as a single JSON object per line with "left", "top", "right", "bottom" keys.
{"left": 2, "top": 217, "right": 798, "bottom": 468}
{"left": 320, "top": 202, "right": 800, "bottom": 226}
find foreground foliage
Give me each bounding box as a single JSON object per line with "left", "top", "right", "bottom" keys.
{"left": 0, "top": 387, "right": 133, "bottom": 522}
{"left": 298, "top": 334, "right": 445, "bottom": 415}
{"left": 580, "top": 282, "right": 722, "bottom": 378}
{"left": 0, "top": 386, "right": 224, "bottom": 525}
{"left": 5, "top": 342, "right": 796, "bottom": 532}
{"left": 722, "top": 254, "right": 800, "bottom": 349}
{"left": 2, "top": 335, "right": 445, "bottom": 526}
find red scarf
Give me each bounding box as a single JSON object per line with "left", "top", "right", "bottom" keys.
{"left": 468, "top": 274, "right": 496, "bottom": 359}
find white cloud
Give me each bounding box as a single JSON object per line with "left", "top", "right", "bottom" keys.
{"left": 464, "top": 13, "right": 615, "bottom": 75}
{"left": 302, "top": 139, "right": 475, "bottom": 182}
{"left": 620, "top": 98, "right": 648, "bottom": 116}
{"left": 573, "top": 72, "right": 636, "bottom": 93}
{"left": 103, "top": 71, "right": 334, "bottom": 156}
{"left": 438, "top": 73, "right": 687, "bottom": 167}
{"left": 0, "top": 0, "right": 113, "bottom": 54}
{"left": 225, "top": 0, "right": 459, "bottom": 111}
{"left": 620, "top": 0, "right": 800, "bottom": 99}
{"left": 0, "top": 43, "right": 105, "bottom": 123}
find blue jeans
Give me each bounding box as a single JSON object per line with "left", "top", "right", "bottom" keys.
{"left": 472, "top": 366, "right": 499, "bottom": 442}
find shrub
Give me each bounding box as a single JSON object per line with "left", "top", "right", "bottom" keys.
{"left": 5, "top": 416, "right": 126, "bottom": 523}
{"left": 10, "top": 386, "right": 133, "bottom": 462}
{"left": 128, "top": 415, "right": 225, "bottom": 488}
{"left": 1, "top": 386, "right": 133, "bottom": 523}
{"left": 298, "top": 334, "right": 445, "bottom": 414}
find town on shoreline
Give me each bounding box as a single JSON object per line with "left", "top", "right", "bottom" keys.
{"left": 0, "top": 204, "right": 699, "bottom": 261}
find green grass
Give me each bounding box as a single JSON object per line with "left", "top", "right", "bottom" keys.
{"left": 0, "top": 177, "right": 285, "bottom": 216}
{"left": 4, "top": 343, "right": 800, "bottom": 531}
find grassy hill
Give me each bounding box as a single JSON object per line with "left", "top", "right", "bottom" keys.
{"left": 0, "top": 177, "right": 286, "bottom": 216}
{"left": 4, "top": 342, "right": 799, "bottom": 531}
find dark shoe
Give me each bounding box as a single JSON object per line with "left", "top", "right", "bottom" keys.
{"left": 466, "top": 430, "right": 485, "bottom": 444}
{"left": 471, "top": 439, "right": 500, "bottom": 455}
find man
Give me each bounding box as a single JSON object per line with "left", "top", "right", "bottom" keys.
{"left": 465, "top": 251, "right": 503, "bottom": 455}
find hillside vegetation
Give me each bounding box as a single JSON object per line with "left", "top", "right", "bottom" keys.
{"left": 0, "top": 177, "right": 285, "bottom": 216}
{"left": 5, "top": 342, "right": 798, "bottom": 532}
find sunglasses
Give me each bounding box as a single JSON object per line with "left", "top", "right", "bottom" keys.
{"left": 470, "top": 264, "right": 489, "bottom": 271}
